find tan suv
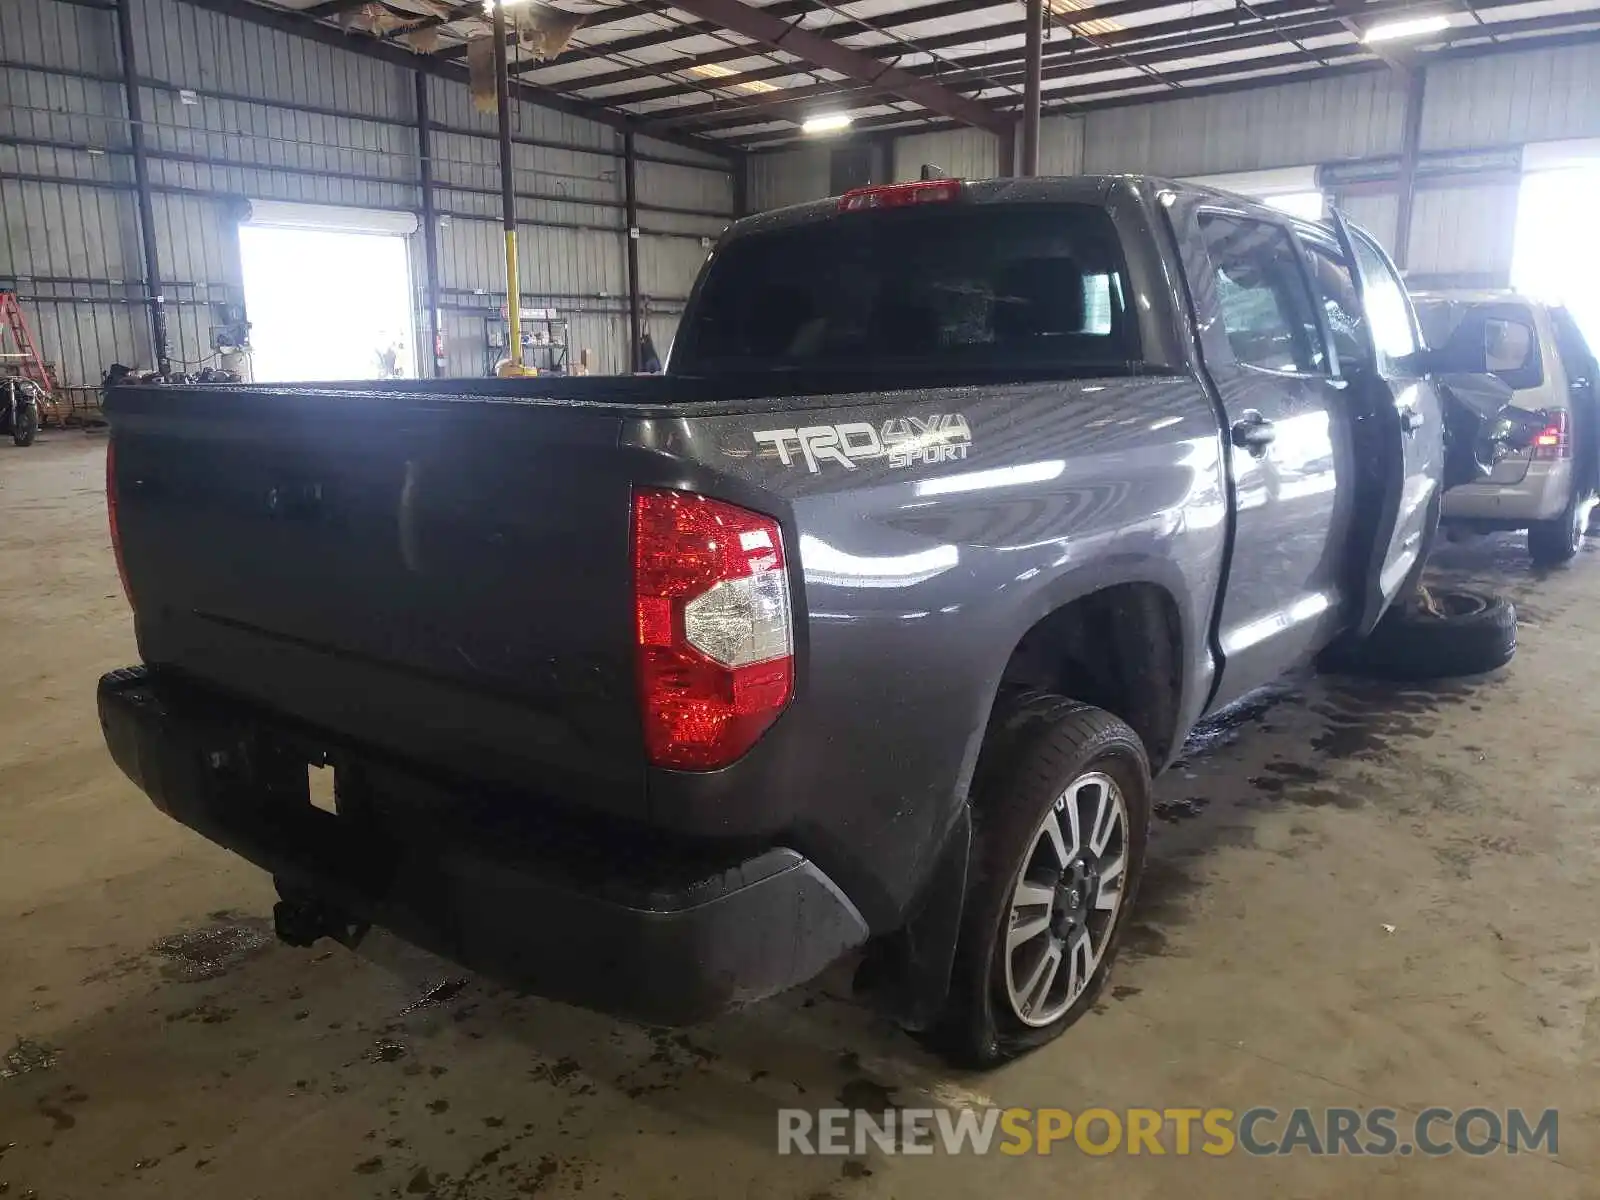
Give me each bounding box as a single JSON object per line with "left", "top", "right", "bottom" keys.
{"left": 1414, "top": 291, "right": 1599, "bottom": 565}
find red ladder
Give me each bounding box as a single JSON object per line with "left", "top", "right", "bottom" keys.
{"left": 0, "top": 291, "right": 52, "bottom": 392}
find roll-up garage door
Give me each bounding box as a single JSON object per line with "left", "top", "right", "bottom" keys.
{"left": 236, "top": 200, "right": 419, "bottom": 382}
{"left": 241, "top": 199, "right": 419, "bottom": 237}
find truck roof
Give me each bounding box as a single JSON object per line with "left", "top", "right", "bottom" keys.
{"left": 726, "top": 174, "right": 1307, "bottom": 240}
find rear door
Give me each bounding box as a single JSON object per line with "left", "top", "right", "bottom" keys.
{"left": 1328, "top": 215, "right": 1444, "bottom": 633}
{"left": 1183, "top": 203, "right": 1356, "bottom": 708}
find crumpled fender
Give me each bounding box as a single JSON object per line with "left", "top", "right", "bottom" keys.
{"left": 1434, "top": 372, "right": 1545, "bottom": 488}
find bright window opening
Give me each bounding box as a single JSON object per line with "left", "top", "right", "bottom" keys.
{"left": 238, "top": 224, "right": 416, "bottom": 382}
{"left": 1512, "top": 165, "right": 1600, "bottom": 349}
{"left": 1264, "top": 191, "right": 1327, "bottom": 221}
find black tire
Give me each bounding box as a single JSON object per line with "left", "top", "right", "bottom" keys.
{"left": 1339, "top": 588, "right": 1516, "bottom": 681}
{"left": 11, "top": 404, "right": 36, "bottom": 447}
{"left": 1528, "top": 490, "right": 1591, "bottom": 567}
{"left": 930, "top": 691, "right": 1150, "bottom": 1067}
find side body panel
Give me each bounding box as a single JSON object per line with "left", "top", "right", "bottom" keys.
{"left": 628, "top": 373, "right": 1227, "bottom": 928}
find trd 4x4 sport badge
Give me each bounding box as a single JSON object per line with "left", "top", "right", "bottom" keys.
{"left": 753, "top": 414, "right": 972, "bottom": 474}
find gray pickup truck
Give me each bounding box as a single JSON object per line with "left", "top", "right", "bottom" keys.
{"left": 98, "top": 176, "right": 1510, "bottom": 1066}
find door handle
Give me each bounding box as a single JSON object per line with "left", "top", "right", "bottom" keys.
{"left": 1399, "top": 408, "right": 1424, "bottom": 434}
{"left": 1231, "top": 412, "right": 1276, "bottom": 454}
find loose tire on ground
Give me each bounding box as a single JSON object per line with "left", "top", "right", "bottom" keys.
{"left": 930, "top": 690, "right": 1150, "bottom": 1067}
{"left": 1333, "top": 588, "right": 1516, "bottom": 681}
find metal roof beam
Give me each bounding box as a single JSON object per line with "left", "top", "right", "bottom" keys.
{"left": 162, "top": 0, "right": 738, "bottom": 160}
{"left": 655, "top": 10, "right": 1350, "bottom": 129}
{"left": 520, "top": 0, "right": 1019, "bottom": 81}
{"left": 657, "top": 0, "right": 1010, "bottom": 133}
{"left": 627, "top": 0, "right": 1536, "bottom": 127}
{"left": 739, "top": 19, "right": 1600, "bottom": 149}
{"left": 720, "top": 38, "right": 1372, "bottom": 140}
{"left": 1327, "top": 0, "right": 1412, "bottom": 70}
{"left": 425, "top": 0, "right": 662, "bottom": 56}
{"left": 505, "top": 0, "right": 816, "bottom": 72}
{"left": 558, "top": 0, "right": 1302, "bottom": 103}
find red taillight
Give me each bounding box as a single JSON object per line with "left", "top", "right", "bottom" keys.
{"left": 838, "top": 179, "right": 963, "bottom": 212}
{"left": 1532, "top": 409, "right": 1570, "bottom": 460}
{"left": 632, "top": 488, "right": 794, "bottom": 771}
{"left": 106, "top": 439, "right": 133, "bottom": 607}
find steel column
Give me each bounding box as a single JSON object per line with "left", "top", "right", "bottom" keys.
{"left": 1021, "top": 0, "right": 1044, "bottom": 177}
{"left": 415, "top": 71, "right": 442, "bottom": 378}
{"left": 624, "top": 132, "right": 643, "bottom": 373}
{"left": 113, "top": 0, "right": 171, "bottom": 374}
{"left": 1392, "top": 67, "right": 1427, "bottom": 270}
{"left": 492, "top": 0, "right": 525, "bottom": 372}
{"left": 732, "top": 151, "right": 750, "bottom": 218}
{"left": 998, "top": 123, "right": 1017, "bottom": 177}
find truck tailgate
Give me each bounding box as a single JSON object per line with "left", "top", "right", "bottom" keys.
{"left": 108, "top": 386, "right": 652, "bottom": 819}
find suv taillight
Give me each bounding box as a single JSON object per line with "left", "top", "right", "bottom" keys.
{"left": 632, "top": 488, "right": 793, "bottom": 771}
{"left": 106, "top": 439, "right": 133, "bottom": 607}
{"left": 1531, "top": 409, "right": 1571, "bottom": 460}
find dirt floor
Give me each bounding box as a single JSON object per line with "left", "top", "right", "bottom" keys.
{"left": 4, "top": 433, "right": 1600, "bottom": 1199}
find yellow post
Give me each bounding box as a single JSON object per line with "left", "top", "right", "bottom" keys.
{"left": 491, "top": 0, "right": 534, "bottom": 378}
{"left": 504, "top": 228, "right": 523, "bottom": 372}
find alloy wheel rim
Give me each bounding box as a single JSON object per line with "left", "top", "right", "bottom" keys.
{"left": 1003, "top": 771, "right": 1130, "bottom": 1027}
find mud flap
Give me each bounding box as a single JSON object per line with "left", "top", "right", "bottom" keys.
{"left": 856, "top": 803, "right": 971, "bottom": 1032}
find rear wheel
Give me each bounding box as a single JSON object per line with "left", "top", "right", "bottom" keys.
{"left": 1529, "top": 489, "right": 1592, "bottom": 566}
{"left": 932, "top": 692, "right": 1149, "bottom": 1067}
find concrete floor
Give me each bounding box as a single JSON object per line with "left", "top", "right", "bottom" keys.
{"left": 4, "top": 433, "right": 1600, "bottom": 1199}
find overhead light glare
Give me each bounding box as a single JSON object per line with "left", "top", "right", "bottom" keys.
{"left": 802, "top": 112, "right": 853, "bottom": 135}
{"left": 1364, "top": 14, "right": 1449, "bottom": 42}
{"left": 688, "top": 63, "right": 778, "bottom": 94}
{"left": 1046, "top": 0, "right": 1122, "bottom": 38}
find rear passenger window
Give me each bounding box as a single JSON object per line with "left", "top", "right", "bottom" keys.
{"left": 1199, "top": 214, "right": 1327, "bottom": 374}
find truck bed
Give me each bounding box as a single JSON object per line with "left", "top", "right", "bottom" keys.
{"left": 107, "top": 380, "right": 697, "bottom": 824}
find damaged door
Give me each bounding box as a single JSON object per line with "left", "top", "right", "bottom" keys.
{"left": 1317, "top": 215, "right": 1445, "bottom": 632}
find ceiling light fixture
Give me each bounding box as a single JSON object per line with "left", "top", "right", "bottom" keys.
{"left": 802, "top": 112, "right": 853, "bottom": 135}
{"left": 1363, "top": 13, "right": 1449, "bottom": 42}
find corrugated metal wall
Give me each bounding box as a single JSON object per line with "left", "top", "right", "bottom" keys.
{"left": 1404, "top": 183, "right": 1520, "bottom": 283}
{"left": 1341, "top": 192, "right": 1399, "bottom": 254}
{"left": 1, "top": 0, "right": 148, "bottom": 388}
{"left": 893, "top": 127, "right": 1001, "bottom": 181}
{"left": 744, "top": 43, "right": 1600, "bottom": 293}
{"left": 1082, "top": 72, "right": 1408, "bottom": 175}
{"left": 1038, "top": 116, "right": 1086, "bottom": 177}
{"left": 1422, "top": 41, "right": 1600, "bottom": 151}
{"left": 0, "top": 0, "right": 732, "bottom": 384}
{"left": 747, "top": 144, "right": 830, "bottom": 212}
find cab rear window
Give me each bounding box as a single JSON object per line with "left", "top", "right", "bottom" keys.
{"left": 672, "top": 204, "right": 1137, "bottom": 376}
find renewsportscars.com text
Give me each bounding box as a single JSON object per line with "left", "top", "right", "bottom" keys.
{"left": 778, "top": 1106, "right": 1558, "bottom": 1158}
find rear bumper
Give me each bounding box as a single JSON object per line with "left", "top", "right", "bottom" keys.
{"left": 1441, "top": 459, "right": 1572, "bottom": 524}
{"left": 98, "top": 667, "right": 867, "bottom": 1025}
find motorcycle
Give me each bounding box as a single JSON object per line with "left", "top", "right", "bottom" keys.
{"left": 1, "top": 378, "right": 41, "bottom": 447}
